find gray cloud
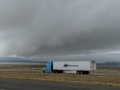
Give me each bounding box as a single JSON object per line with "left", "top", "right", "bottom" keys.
{"left": 0, "top": 0, "right": 120, "bottom": 59}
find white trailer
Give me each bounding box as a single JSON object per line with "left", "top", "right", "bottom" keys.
{"left": 53, "top": 61, "right": 96, "bottom": 74}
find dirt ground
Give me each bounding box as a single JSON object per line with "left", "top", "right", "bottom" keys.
{"left": 0, "top": 65, "right": 120, "bottom": 87}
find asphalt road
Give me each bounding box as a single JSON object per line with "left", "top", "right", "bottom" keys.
{"left": 0, "top": 78, "right": 120, "bottom": 90}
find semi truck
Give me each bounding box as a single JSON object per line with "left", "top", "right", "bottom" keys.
{"left": 42, "top": 61, "right": 96, "bottom": 74}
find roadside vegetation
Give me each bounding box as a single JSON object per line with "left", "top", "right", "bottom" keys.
{"left": 0, "top": 66, "right": 120, "bottom": 87}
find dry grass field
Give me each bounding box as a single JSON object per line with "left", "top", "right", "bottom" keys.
{"left": 96, "top": 68, "right": 120, "bottom": 74}
{"left": 0, "top": 66, "right": 120, "bottom": 87}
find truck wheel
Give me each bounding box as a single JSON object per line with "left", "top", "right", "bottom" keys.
{"left": 56, "top": 71, "right": 58, "bottom": 73}
{"left": 53, "top": 70, "right": 56, "bottom": 73}
{"left": 43, "top": 70, "right": 45, "bottom": 73}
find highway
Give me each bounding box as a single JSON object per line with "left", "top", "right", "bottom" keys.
{"left": 0, "top": 78, "right": 120, "bottom": 90}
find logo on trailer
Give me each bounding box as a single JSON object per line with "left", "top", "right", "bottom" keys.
{"left": 64, "top": 64, "right": 69, "bottom": 67}
{"left": 63, "top": 64, "right": 78, "bottom": 68}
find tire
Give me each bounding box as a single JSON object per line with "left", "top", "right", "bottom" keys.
{"left": 53, "top": 70, "right": 56, "bottom": 73}
{"left": 86, "top": 71, "right": 90, "bottom": 75}
{"left": 43, "top": 70, "right": 45, "bottom": 73}
{"left": 77, "top": 71, "right": 79, "bottom": 74}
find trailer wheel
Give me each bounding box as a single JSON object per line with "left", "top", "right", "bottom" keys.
{"left": 77, "top": 71, "right": 79, "bottom": 74}
{"left": 86, "top": 71, "right": 90, "bottom": 75}
{"left": 77, "top": 71, "right": 78, "bottom": 74}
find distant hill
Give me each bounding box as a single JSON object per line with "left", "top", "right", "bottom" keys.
{"left": 104, "top": 62, "right": 120, "bottom": 65}
{"left": 0, "top": 57, "right": 32, "bottom": 62}
{"left": 97, "top": 62, "right": 120, "bottom": 68}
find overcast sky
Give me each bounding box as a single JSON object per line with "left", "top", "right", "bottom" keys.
{"left": 0, "top": 0, "right": 120, "bottom": 62}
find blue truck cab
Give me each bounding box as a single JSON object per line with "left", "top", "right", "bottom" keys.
{"left": 42, "top": 61, "right": 53, "bottom": 73}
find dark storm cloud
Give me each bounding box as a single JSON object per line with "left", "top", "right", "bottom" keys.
{"left": 0, "top": 0, "right": 120, "bottom": 57}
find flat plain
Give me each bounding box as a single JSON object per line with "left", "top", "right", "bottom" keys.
{"left": 0, "top": 65, "right": 120, "bottom": 87}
